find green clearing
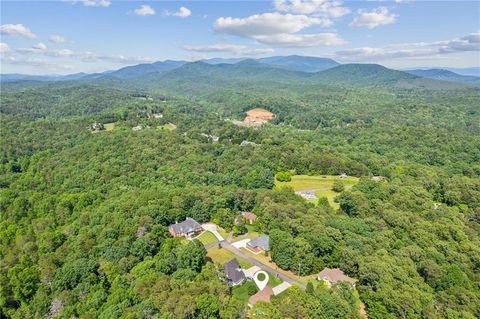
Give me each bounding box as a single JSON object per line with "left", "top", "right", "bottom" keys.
{"left": 157, "top": 123, "right": 177, "bottom": 131}
{"left": 104, "top": 123, "right": 115, "bottom": 131}
{"left": 197, "top": 231, "right": 218, "bottom": 246}
{"left": 207, "top": 247, "right": 253, "bottom": 269}
{"left": 275, "top": 175, "right": 359, "bottom": 209}
{"left": 316, "top": 189, "right": 342, "bottom": 209}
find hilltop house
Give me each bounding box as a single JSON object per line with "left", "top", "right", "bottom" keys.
{"left": 169, "top": 217, "right": 203, "bottom": 239}
{"left": 295, "top": 190, "right": 317, "bottom": 200}
{"left": 240, "top": 140, "right": 260, "bottom": 147}
{"left": 223, "top": 258, "right": 246, "bottom": 286}
{"left": 241, "top": 212, "right": 257, "bottom": 224}
{"left": 246, "top": 235, "right": 270, "bottom": 254}
{"left": 317, "top": 268, "right": 356, "bottom": 287}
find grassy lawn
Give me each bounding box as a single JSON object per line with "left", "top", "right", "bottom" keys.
{"left": 157, "top": 123, "right": 177, "bottom": 131}
{"left": 232, "top": 281, "right": 258, "bottom": 303}
{"left": 217, "top": 227, "right": 230, "bottom": 240}
{"left": 267, "top": 272, "right": 283, "bottom": 288}
{"left": 197, "top": 231, "right": 218, "bottom": 246}
{"left": 104, "top": 123, "right": 115, "bottom": 131}
{"left": 207, "top": 247, "right": 253, "bottom": 269}
{"left": 231, "top": 225, "right": 260, "bottom": 242}
{"left": 315, "top": 189, "right": 342, "bottom": 209}
{"left": 275, "top": 175, "right": 359, "bottom": 209}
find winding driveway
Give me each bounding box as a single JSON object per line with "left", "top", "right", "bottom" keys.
{"left": 219, "top": 240, "right": 306, "bottom": 289}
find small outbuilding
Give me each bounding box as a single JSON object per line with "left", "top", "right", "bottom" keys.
{"left": 317, "top": 268, "right": 356, "bottom": 287}
{"left": 223, "top": 258, "right": 246, "bottom": 286}
{"left": 169, "top": 217, "right": 203, "bottom": 239}
{"left": 247, "top": 235, "right": 270, "bottom": 253}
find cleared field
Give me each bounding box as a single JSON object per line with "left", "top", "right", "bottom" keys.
{"left": 157, "top": 123, "right": 177, "bottom": 131}
{"left": 104, "top": 123, "right": 115, "bottom": 131}
{"left": 276, "top": 175, "right": 358, "bottom": 190}
{"left": 244, "top": 108, "right": 275, "bottom": 124}
{"left": 207, "top": 247, "right": 253, "bottom": 269}
{"left": 275, "top": 175, "right": 359, "bottom": 209}
{"left": 197, "top": 231, "right": 218, "bottom": 246}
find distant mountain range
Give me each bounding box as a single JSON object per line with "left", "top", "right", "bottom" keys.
{"left": 1, "top": 55, "right": 478, "bottom": 88}
{"left": 405, "top": 69, "right": 480, "bottom": 84}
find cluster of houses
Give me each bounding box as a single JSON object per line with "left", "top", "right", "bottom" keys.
{"left": 167, "top": 215, "right": 357, "bottom": 308}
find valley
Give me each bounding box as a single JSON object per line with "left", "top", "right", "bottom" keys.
{"left": 1, "top": 55, "right": 479, "bottom": 319}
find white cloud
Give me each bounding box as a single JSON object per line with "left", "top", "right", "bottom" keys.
{"left": 0, "top": 24, "right": 36, "bottom": 38}
{"left": 17, "top": 42, "right": 49, "bottom": 53}
{"left": 215, "top": 13, "right": 325, "bottom": 37}
{"left": 164, "top": 6, "right": 192, "bottom": 18}
{"left": 0, "top": 42, "right": 10, "bottom": 54}
{"left": 335, "top": 32, "right": 480, "bottom": 61}
{"left": 437, "top": 32, "right": 480, "bottom": 53}
{"left": 33, "top": 43, "right": 48, "bottom": 51}
{"left": 82, "top": 0, "right": 110, "bottom": 7}
{"left": 49, "top": 34, "right": 67, "bottom": 43}
{"left": 2, "top": 56, "right": 73, "bottom": 70}
{"left": 255, "top": 32, "right": 346, "bottom": 47}
{"left": 15, "top": 45, "right": 155, "bottom": 64}
{"left": 274, "top": 0, "right": 350, "bottom": 18}
{"left": 184, "top": 43, "right": 274, "bottom": 55}
{"left": 174, "top": 6, "right": 191, "bottom": 18}
{"left": 134, "top": 5, "right": 156, "bottom": 16}
{"left": 350, "top": 7, "right": 397, "bottom": 29}
{"left": 214, "top": 12, "right": 344, "bottom": 47}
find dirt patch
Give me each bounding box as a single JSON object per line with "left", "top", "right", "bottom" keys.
{"left": 244, "top": 108, "right": 275, "bottom": 126}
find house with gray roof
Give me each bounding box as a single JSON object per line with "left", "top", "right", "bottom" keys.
{"left": 169, "top": 217, "right": 203, "bottom": 239}
{"left": 246, "top": 235, "right": 270, "bottom": 253}
{"left": 317, "top": 268, "right": 356, "bottom": 287}
{"left": 223, "top": 258, "right": 246, "bottom": 286}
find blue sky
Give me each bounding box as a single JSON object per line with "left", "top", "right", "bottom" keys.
{"left": 1, "top": 0, "right": 479, "bottom": 74}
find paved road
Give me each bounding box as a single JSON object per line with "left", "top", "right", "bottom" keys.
{"left": 220, "top": 240, "right": 306, "bottom": 289}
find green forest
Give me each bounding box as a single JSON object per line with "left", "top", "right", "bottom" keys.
{"left": 1, "top": 63, "right": 479, "bottom": 319}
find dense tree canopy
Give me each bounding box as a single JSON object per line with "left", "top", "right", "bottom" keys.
{"left": 1, "top": 76, "right": 479, "bottom": 318}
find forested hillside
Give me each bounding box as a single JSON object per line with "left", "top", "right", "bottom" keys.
{"left": 1, "top": 65, "right": 479, "bottom": 319}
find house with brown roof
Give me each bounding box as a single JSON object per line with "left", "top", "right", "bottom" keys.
{"left": 248, "top": 287, "right": 274, "bottom": 308}
{"left": 317, "top": 268, "right": 356, "bottom": 287}
{"left": 168, "top": 217, "right": 203, "bottom": 239}
{"left": 241, "top": 211, "right": 257, "bottom": 224}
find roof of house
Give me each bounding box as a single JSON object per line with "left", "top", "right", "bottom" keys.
{"left": 248, "top": 287, "right": 274, "bottom": 306}
{"left": 241, "top": 212, "right": 257, "bottom": 221}
{"left": 169, "top": 217, "right": 202, "bottom": 234}
{"left": 247, "top": 235, "right": 270, "bottom": 251}
{"left": 223, "top": 258, "right": 246, "bottom": 284}
{"left": 317, "top": 268, "right": 356, "bottom": 285}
